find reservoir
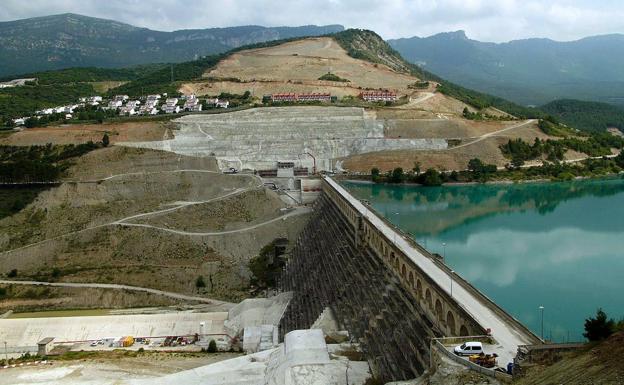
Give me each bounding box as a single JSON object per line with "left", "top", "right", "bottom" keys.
{"left": 344, "top": 177, "right": 624, "bottom": 342}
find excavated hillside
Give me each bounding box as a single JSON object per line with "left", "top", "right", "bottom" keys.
{"left": 0, "top": 147, "right": 310, "bottom": 307}
{"left": 172, "top": 31, "right": 555, "bottom": 173}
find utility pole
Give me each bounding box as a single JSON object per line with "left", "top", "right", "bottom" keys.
{"left": 4, "top": 341, "right": 7, "bottom": 361}
{"left": 539, "top": 305, "right": 545, "bottom": 341}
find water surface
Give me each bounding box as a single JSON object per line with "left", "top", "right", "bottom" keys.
{"left": 344, "top": 178, "right": 624, "bottom": 342}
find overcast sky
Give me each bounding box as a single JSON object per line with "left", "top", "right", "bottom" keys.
{"left": 0, "top": 0, "right": 622, "bottom": 42}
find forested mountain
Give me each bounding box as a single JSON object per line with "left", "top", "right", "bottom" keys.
{"left": 541, "top": 99, "right": 624, "bottom": 133}
{"left": 389, "top": 31, "right": 624, "bottom": 107}
{"left": 0, "top": 13, "right": 343, "bottom": 77}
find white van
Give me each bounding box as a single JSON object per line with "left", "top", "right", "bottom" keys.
{"left": 453, "top": 341, "right": 483, "bottom": 356}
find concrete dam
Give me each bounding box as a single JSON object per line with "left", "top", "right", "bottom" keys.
{"left": 279, "top": 177, "right": 540, "bottom": 382}
{"left": 120, "top": 107, "right": 447, "bottom": 172}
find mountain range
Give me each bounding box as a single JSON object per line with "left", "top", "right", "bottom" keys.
{"left": 389, "top": 31, "right": 624, "bottom": 107}
{"left": 0, "top": 13, "right": 343, "bottom": 77}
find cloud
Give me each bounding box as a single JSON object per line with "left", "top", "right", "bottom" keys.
{"left": 0, "top": 0, "right": 623, "bottom": 42}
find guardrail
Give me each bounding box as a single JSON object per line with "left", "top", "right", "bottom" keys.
{"left": 342, "top": 180, "right": 541, "bottom": 344}
{"left": 432, "top": 339, "right": 512, "bottom": 382}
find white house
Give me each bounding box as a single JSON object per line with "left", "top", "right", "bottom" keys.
{"left": 183, "top": 95, "right": 202, "bottom": 112}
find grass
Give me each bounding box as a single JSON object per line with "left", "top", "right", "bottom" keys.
{"left": 90, "top": 81, "right": 128, "bottom": 93}
{"left": 8, "top": 308, "right": 112, "bottom": 318}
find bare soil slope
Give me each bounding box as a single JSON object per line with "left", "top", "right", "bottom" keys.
{"left": 183, "top": 37, "right": 418, "bottom": 99}
{"left": 0, "top": 121, "right": 171, "bottom": 146}
{"left": 517, "top": 333, "right": 624, "bottom": 385}
{"left": 0, "top": 148, "right": 308, "bottom": 303}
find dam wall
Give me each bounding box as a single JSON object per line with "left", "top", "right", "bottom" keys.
{"left": 120, "top": 107, "right": 447, "bottom": 172}
{"left": 279, "top": 176, "right": 540, "bottom": 382}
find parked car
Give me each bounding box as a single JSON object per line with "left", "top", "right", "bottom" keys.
{"left": 90, "top": 341, "right": 98, "bottom": 347}
{"left": 454, "top": 341, "right": 483, "bottom": 356}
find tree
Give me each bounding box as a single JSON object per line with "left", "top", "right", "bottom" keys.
{"left": 390, "top": 167, "right": 405, "bottom": 183}
{"left": 102, "top": 133, "right": 110, "bottom": 147}
{"left": 195, "top": 275, "right": 206, "bottom": 289}
{"left": 420, "top": 168, "right": 442, "bottom": 186}
{"left": 7, "top": 269, "right": 17, "bottom": 278}
{"left": 207, "top": 339, "right": 217, "bottom": 353}
{"left": 371, "top": 167, "right": 381, "bottom": 182}
{"left": 412, "top": 162, "right": 421, "bottom": 176}
{"left": 467, "top": 158, "right": 485, "bottom": 173}
{"left": 583, "top": 308, "right": 615, "bottom": 341}
{"left": 616, "top": 150, "right": 624, "bottom": 168}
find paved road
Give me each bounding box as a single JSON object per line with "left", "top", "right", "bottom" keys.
{"left": 0, "top": 280, "right": 233, "bottom": 307}
{"left": 325, "top": 176, "right": 539, "bottom": 367}
{"left": 448, "top": 119, "right": 536, "bottom": 150}
{"left": 116, "top": 207, "right": 312, "bottom": 236}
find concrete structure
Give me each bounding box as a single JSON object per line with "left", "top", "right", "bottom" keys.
{"left": 36, "top": 337, "right": 54, "bottom": 356}
{"left": 279, "top": 176, "right": 540, "bottom": 382}
{"left": 0, "top": 312, "right": 229, "bottom": 354}
{"left": 120, "top": 107, "right": 447, "bottom": 172}
{"left": 125, "top": 329, "right": 370, "bottom": 385}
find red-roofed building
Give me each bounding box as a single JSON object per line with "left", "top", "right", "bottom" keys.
{"left": 271, "top": 93, "right": 331, "bottom": 103}
{"left": 271, "top": 93, "right": 298, "bottom": 102}
{"left": 360, "top": 90, "right": 398, "bottom": 102}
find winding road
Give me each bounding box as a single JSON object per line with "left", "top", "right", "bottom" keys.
{"left": 0, "top": 279, "right": 233, "bottom": 307}
{"left": 0, "top": 170, "right": 272, "bottom": 256}
{"left": 116, "top": 207, "right": 312, "bottom": 236}
{"left": 448, "top": 119, "right": 536, "bottom": 150}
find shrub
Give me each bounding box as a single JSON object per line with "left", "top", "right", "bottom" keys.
{"left": 195, "top": 276, "right": 206, "bottom": 289}
{"left": 583, "top": 308, "right": 615, "bottom": 341}
{"left": 7, "top": 269, "right": 17, "bottom": 278}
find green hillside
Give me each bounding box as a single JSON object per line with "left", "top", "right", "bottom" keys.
{"left": 542, "top": 99, "right": 624, "bottom": 133}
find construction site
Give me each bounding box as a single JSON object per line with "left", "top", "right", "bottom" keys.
{"left": 0, "top": 33, "right": 610, "bottom": 385}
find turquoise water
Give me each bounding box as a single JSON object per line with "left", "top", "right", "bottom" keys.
{"left": 344, "top": 177, "right": 624, "bottom": 342}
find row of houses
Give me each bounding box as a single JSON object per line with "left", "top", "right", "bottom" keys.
{"left": 114, "top": 94, "right": 228, "bottom": 116}
{"left": 359, "top": 91, "right": 398, "bottom": 102}
{"left": 270, "top": 93, "right": 332, "bottom": 103}
{"left": 268, "top": 91, "right": 398, "bottom": 103}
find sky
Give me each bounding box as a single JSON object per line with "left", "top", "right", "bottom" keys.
{"left": 0, "top": 0, "right": 623, "bottom": 42}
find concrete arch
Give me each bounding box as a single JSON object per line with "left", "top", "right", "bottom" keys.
{"left": 425, "top": 289, "right": 432, "bottom": 309}
{"left": 446, "top": 311, "right": 456, "bottom": 335}
{"left": 460, "top": 325, "right": 469, "bottom": 337}
{"left": 416, "top": 279, "right": 423, "bottom": 299}
{"left": 408, "top": 271, "right": 414, "bottom": 288}
{"left": 401, "top": 264, "right": 407, "bottom": 278}
{"left": 435, "top": 299, "right": 444, "bottom": 323}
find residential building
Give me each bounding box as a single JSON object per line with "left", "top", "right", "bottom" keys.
{"left": 297, "top": 93, "right": 331, "bottom": 102}
{"left": 161, "top": 98, "right": 180, "bottom": 114}
{"left": 271, "top": 93, "right": 298, "bottom": 102}
{"left": 216, "top": 100, "right": 229, "bottom": 108}
{"left": 183, "top": 95, "right": 202, "bottom": 112}
{"left": 359, "top": 90, "right": 398, "bottom": 102}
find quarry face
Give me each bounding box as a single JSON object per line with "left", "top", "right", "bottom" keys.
{"left": 121, "top": 106, "right": 448, "bottom": 172}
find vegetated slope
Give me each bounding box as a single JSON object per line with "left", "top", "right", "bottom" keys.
{"left": 541, "top": 99, "right": 624, "bottom": 133}
{"left": 333, "top": 29, "right": 411, "bottom": 73}
{"left": 0, "top": 13, "right": 344, "bottom": 77}
{"left": 517, "top": 332, "right": 624, "bottom": 385}
{"left": 389, "top": 31, "right": 624, "bottom": 106}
